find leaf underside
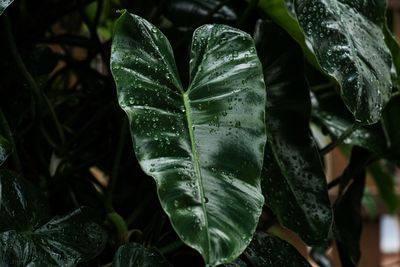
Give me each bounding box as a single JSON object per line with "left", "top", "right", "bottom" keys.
{"left": 111, "top": 12, "right": 266, "bottom": 266}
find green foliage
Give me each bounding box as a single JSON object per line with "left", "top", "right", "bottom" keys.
{"left": 0, "top": 170, "right": 107, "bottom": 266}
{"left": 111, "top": 12, "right": 265, "bottom": 266}
{"left": 255, "top": 20, "right": 331, "bottom": 246}
{"left": 1, "top": 0, "right": 400, "bottom": 266}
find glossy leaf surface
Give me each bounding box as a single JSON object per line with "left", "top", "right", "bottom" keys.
{"left": 111, "top": 12, "right": 266, "bottom": 266}
{"left": 113, "top": 243, "right": 172, "bottom": 267}
{"left": 0, "top": 0, "right": 13, "bottom": 15}
{"left": 260, "top": 0, "right": 393, "bottom": 124}
{"left": 244, "top": 232, "right": 311, "bottom": 266}
{"left": 256, "top": 21, "right": 332, "bottom": 245}
{"left": 0, "top": 170, "right": 107, "bottom": 266}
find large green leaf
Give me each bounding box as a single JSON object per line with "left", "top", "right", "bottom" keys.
{"left": 255, "top": 21, "right": 332, "bottom": 246}
{"left": 0, "top": 170, "right": 107, "bottom": 266}
{"left": 113, "top": 243, "right": 172, "bottom": 267}
{"left": 260, "top": 0, "right": 393, "bottom": 124}
{"left": 0, "top": 0, "right": 13, "bottom": 15}
{"left": 110, "top": 12, "right": 266, "bottom": 266}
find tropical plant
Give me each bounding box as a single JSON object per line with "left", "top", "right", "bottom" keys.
{"left": 0, "top": 0, "right": 399, "bottom": 266}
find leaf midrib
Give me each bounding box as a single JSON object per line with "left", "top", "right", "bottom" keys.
{"left": 183, "top": 92, "right": 211, "bottom": 259}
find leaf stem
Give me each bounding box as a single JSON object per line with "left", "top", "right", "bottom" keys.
{"left": 106, "top": 211, "right": 129, "bottom": 245}
{"left": 320, "top": 122, "right": 361, "bottom": 156}
{"left": 2, "top": 14, "right": 65, "bottom": 145}
{"left": 159, "top": 240, "right": 185, "bottom": 255}
{"left": 105, "top": 116, "right": 128, "bottom": 211}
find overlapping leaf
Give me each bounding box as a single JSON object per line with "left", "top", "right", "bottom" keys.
{"left": 0, "top": 170, "right": 107, "bottom": 266}
{"left": 111, "top": 12, "right": 266, "bottom": 266}
{"left": 260, "top": 0, "right": 393, "bottom": 124}
{"left": 113, "top": 243, "right": 172, "bottom": 267}
{"left": 0, "top": 0, "right": 13, "bottom": 15}
{"left": 256, "top": 20, "right": 332, "bottom": 246}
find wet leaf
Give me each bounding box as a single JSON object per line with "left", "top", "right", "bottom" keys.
{"left": 111, "top": 12, "right": 266, "bottom": 266}
{"left": 0, "top": 0, "right": 13, "bottom": 15}
{"left": 0, "top": 170, "right": 107, "bottom": 266}
{"left": 113, "top": 243, "right": 172, "bottom": 267}
{"left": 255, "top": 20, "right": 332, "bottom": 246}
{"left": 260, "top": 0, "right": 393, "bottom": 124}
{"left": 244, "top": 232, "right": 310, "bottom": 266}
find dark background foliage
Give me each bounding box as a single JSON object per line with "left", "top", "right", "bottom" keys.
{"left": 0, "top": 0, "right": 267, "bottom": 266}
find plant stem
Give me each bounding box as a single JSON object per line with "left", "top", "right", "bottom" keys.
{"left": 159, "top": 240, "right": 185, "bottom": 255}
{"left": 105, "top": 116, "right": 128, "bottom": 211}
{"left": 107, "top": 211, "right": 129, "bottom": 245}
{"left": 320, "top": 122, "right": 361, "bottom": 156}
{"left": 237, "top": 0, "right": 259, "bottom": 28}
{"left": 2, "top": 14, "right": 65, "bottom": 145}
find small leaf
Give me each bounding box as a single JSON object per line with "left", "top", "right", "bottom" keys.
{"left": 255, "top": 20, "right": 332, "bottom": 245}
{"left": 111, "top": 12, "right": 266, "bottom": 266}
{"left": 0, "top": 170, "right": 107, "bottom": 266}
{"left": 0, "top": 0, "right": 13, "bottom": 15}
{"left": 261, "top": 0, "right": 393, "bottom": 124}
{"left": 244, "top": 232, "right": 310, "bottom": 266}
{"left": 113, "top": 243, "right": 172, "bottom": 267}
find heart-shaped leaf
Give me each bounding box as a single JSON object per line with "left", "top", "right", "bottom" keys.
{"left": 110, "top": 12, "right": 266, "bottom": 266}
{"left": 260, "top": 0, "right": 393, "bottom": 124}
{"left": 0, "top": 0, "right": 13, "bottom": 15}
{"left": 113, "top": 243, "right": 172, "bottom": 267}
{"left": 0, "top": 170, "right": 107, "bottom": 266}
{"left": 255, "top": 20, "right": 332, "bottom": 246}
